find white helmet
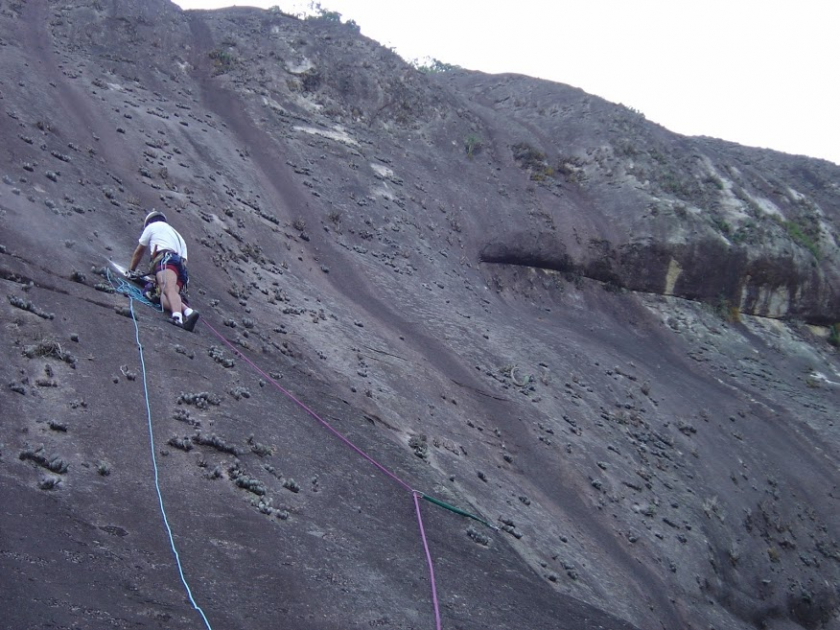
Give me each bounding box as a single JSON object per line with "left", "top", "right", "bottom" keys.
{"left": 144, "top": 210, "right": 167, "bottom": 227}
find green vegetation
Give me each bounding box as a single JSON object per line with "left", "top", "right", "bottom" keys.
{"left": 659, "top": 170, "right": 702, "bottom": 201}
{"left": 731, "top": 186, "right": 763, "bottom": 217}
{"left": 511, "top": 142, "right": 555, "bottom": 181}
{"left": 714, "top": 218, "right": 732, "bottom": 236}
{"left": 464, "top": 134, "right": 482, "bottom": 159}
{"left": 702, "top": 174, "right": 725, "bottom": 190}
{"left": 783, "top": 219, "right": 820, "bottom": 259}
{"left": 829, "top": 324, "right": 840, "bottom": 347}
{"left": 625, "top": 105, "right": 645, "bottom": 119}
{"left": 556, "top": 156, "right": 585, "bottom": 183}
{"left": 285, "top": 2, "right": 359, "bottom": 30}
{"left": 732, "top": 220, "right": 756, "bottom": 244}
{"left": 413, "top": 57, "right": 462, "bottom": 73}
{"left": 209, "top": 48, "right": 236, "bottom": 75}
{"left": 711, "top": 217, "right": 753, "bottom": 245}
{"left": 304, "top": 1, "right": 341, "bottom": 21}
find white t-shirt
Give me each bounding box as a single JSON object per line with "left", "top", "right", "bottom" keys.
{"left": 139, "top": 222, "right": 188, "bottom": 262}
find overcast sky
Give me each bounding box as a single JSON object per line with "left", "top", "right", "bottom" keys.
{"left": 172, "top": 0, "right": 840, "bottom": 166}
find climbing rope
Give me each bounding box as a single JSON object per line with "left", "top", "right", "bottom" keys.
{"left": 420, "top": 493, "right": 497, "bottom": 530}
{"left": 111, "top": 267, "right": 495, "bottom": 630}
{"left": 200, "top": 319, "right": 501, "bottom": 628}
{"left": 125, "top": 292, "right": 213, "bottom": 630}
{"left": 414, "top": 491, "right": 442, "bottom": 630}
{"left": 201, "top": 319, "right": 445, "bottom": 630}
{"left": 108, "top": 268, "right": 162, "bottom": 311}
{"left": 200, "top": 318, "right": 495, "bottom": 527}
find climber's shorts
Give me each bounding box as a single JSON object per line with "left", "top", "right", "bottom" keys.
{"left": 150, "top": 251, "right": 189, "bottom": 293}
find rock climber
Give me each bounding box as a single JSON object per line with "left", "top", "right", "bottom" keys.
{"left": 128, "top": 210, "right": 200, "bottom": 332}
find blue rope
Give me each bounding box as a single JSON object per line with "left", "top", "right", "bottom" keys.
{"left": 109, "top": 268, "right": 162, "bottom": 311}
{"left": 122, "top": 281, "right": 213, "bottom": 629}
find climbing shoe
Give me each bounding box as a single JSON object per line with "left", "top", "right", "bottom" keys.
{"left": 169, "top": 316, "right": 184, "bottom": 328}
{"left": 182, "top": 311, "right": 200, "bottom": 333}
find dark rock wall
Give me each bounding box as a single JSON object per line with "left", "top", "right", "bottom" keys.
{"left": 433, "top": 71, "right": 840, "bottom": 322}
{"left": 1, "top": 2, "right": 839, "bottom": 630}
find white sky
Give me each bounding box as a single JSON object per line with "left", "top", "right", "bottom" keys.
{"left": 173, "top": 0, "right": 840, "bottom": 166}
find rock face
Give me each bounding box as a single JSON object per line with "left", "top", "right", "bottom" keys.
{"left": 449, "top": 73, "right": 840, "bottom": 324}
{"left": 1, "top": 2, "right": 839, "bottom": 630}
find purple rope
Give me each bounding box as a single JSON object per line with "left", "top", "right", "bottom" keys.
{"left": 414, "top": 492, "right": 443, "bottom": 630}
{"left": 201, "top": 320, "right": 443, "bottom": 626}
{"left": 201, "top": 319, "right": 414, "bottom": 493}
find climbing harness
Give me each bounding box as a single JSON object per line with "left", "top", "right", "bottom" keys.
{"left": 110, "top": 269, "right": 495, "bottom": 630}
